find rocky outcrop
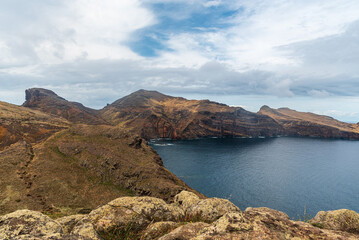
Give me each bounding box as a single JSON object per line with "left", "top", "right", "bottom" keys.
{"left": 174, "top": 191, "right": 201, "bottom": 212}
{"left": 0, "top": 209, "right": 63, "bottom": 239}
{"left": 174, "top": 191, "right": 240, "bottom": 222}
{"left": 309, "top": 209, "right": 359, "bottom": 233}
{"left": 88, "top": 196, "right": 185, "bottom": 234}
{"left": 23, "top": 88, "right": 107, "bottom": 125}
{"left": 0, "top": 209, "right": 101, "bottom": 240}
{"left": 159, "top": 222, "right": 210, "bottom": 240}
{"left": 192, "top": 207, "right": 359, "bottom": 239}
{"left": 2, "top": 192, "right": 358, "bottom": 240}
{"left": 142, "top": 221, "right": 180, "bottom": 240}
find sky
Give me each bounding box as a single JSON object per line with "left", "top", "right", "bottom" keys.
{"left": 1, "top": 0, "right": 359, "bottom": 122}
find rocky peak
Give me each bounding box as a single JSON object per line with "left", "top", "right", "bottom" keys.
{"left": 24, "top": 88, "right": 65, "bottom": 107}
{"left": 108, "top": 89, "right": 173, "bottom": 108}
{"left": 23, "top": 88, "right": 107, "bottom": 125}
{"left": 259, "top": 105, "right": 271, "bottom": 111}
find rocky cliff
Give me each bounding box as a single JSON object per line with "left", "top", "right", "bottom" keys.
{"left": 20, "top": 88, "right": 359, "bottom": 140}
{"left": 23, "top": 88, "right": 107, "bottom": 125}
{"left": 259, "top": 105, "right": 359, "bottom": 139}
{"left": 100, "top": 89, "right": 359, "bottom": 140}
{"left": 1, "top": 191, "right": 358, "bottom": 239}
{"left": 101, "top": 90, "right": 284, "bottom": 139}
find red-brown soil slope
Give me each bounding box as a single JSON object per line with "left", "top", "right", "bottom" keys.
{"left": 0, "top": 101, "right": 68, "bottom": 150}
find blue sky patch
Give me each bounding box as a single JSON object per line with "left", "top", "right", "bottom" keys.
{"left": 128, "top": 2, "right": 243, "bottom": 57}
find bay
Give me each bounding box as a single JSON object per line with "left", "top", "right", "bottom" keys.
{"left": 150, "top": 137, "right": 359, "bottom": 219}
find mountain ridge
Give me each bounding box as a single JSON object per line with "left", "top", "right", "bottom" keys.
{"left": 16, "top": 88, "right": 359, "bottom": 140}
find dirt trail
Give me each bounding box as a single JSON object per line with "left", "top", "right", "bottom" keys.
{"left": 16, "top": 143, "right": 53, "bottom": 212}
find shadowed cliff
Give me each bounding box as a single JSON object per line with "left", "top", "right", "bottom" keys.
{"left": 259, "top": 105, "right": 359, "bottom": 139}
{"left": 23, "top": 88, "right": 107, "bottom": 125}
{"left": 101, "top": 89, "right": 359, "bottom": 140}
{"left": 101, "top": 90, "right": 284, "bottom": 139}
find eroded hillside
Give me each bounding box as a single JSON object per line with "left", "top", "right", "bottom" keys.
{"left": 101, "top": 90, "right": 283, "bottom": 139}
{"left": 0, "top": 101, "right": 68, "bottom": 150}
{"left": 259, "top": 105, "right": 359, "bottom": 139}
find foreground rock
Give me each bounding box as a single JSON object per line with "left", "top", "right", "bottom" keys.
{"left": 1, "top": 192, "right": 359, "bottom": 240}
{"left": 193, "top": 207, "right": 359, "bottom": 239}
{"left": 88, "top": 196, "right": 185, "bottom": 235}
{"left": 175, "top": 191, "right": 240, "bottom": 222}
{"left": 310, "top": 209, "right": 359, "bottom": 233}
{"left": 0, "top": 209, "right": 101, "bottom": 240}
{"left": 0, "top": 209, "right": 63, "bottom": 239}
{"left": 159, "top": 222, "right": 210, "bottom": 240}
{"left": 142, "top": 221, "right": 180, "bottom": 240}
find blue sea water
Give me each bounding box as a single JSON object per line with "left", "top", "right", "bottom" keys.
{"left": 150, "top": 137, "right": 359, "bottom": 219}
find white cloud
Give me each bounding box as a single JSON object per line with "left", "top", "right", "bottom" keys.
{"left": 308, "top": 90, "right": 331, "bottom": 98}
{"left": 0, "top": 0, "right": 155, "bottom": 66}
{"left": 203, "top": 1, "right": 222, "bottom": 7}
{"left": 1, "top": 0, "right": 359, "bottom": 122}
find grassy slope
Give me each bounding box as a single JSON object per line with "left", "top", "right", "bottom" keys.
{"left": 0, "top": 124, "right": 199, "bottom": 217}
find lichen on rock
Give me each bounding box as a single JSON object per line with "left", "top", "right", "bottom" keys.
{"left": 141, "top": 221, "right": 180, "bottom": 240}
{"left": 1, "top": 191, "right": 359, "bottom": 240}
{"left": 187, "top": 197, "right": 241, "bottom": 222}
{"left": 309, "top": 209, "right": 359, "bottom": 233}
{"left": 174, "top": 190, "right": 201, "bottom": 212}
{"left": 159, "top": 222, "right": 210, "bottom": 240}
{"left": 88, "top": 196, "right": 185, "bottom": 234}
{"left": 0, "top": 209, "right": 63, "bottom": 239}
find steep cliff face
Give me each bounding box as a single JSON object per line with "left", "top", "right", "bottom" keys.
{"left": 23, "top": 88, "right": 107, "bottom": 125}
{"left": 258, "top": 105, "right": 359, "bottom": 139}
{"left": 101, "top": 90, "right": 284, "bottom": 139}
{"left": 20, "top": 88, "right": 359, "bottom": 140}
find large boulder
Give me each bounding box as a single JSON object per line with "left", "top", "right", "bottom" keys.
{"left": 0, "top": 209, "right": 63, "bottom": 239}
{"left": 309, "top": 209, "right": 359, "bottom": 233}
{"left": 71, "top": 219, "right": 102, "bottom": 240}
{"left": 57, "top": 214, "right": 101, "bottom": 240}
{"left": 88, "top": 196, "right": 184, "bottom": 235}
{"left": 159, "top": 222, "right": 210, "bottom": 240}
{"left": 192, "top": 208, "right": 359, "bottom": 240}
{"left": 187, "top": 197, "right": 240, "bottom": 222}
{"left": 57, "top": 214, "right": 86, "bottom": 234}
{"left": 141, "top": 221, "right": 180, "bottom": 240}
{"left": 174, "top": 191, "right": 201, "bottom": 212}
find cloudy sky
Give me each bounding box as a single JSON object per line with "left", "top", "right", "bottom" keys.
{"left": 1, "top": 0, "right": 359, "bottom": 122}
